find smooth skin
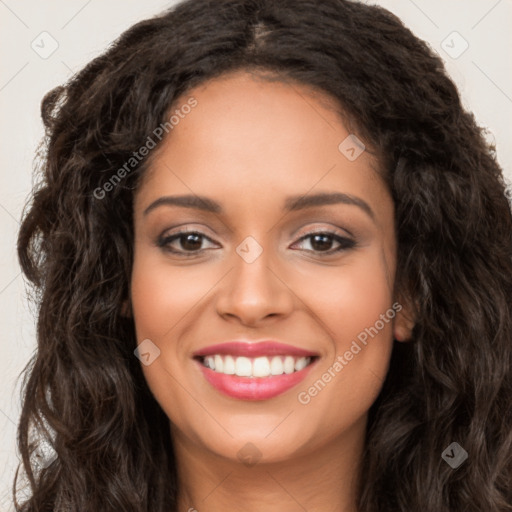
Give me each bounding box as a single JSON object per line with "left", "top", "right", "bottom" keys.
{"left": 130, "top": 70, "right": 415, "bottom": 512}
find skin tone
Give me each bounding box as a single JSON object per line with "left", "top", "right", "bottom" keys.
{"left": 130, "top": 70, "right": 415, "bottom": 512}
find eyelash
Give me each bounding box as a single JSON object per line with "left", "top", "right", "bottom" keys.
{"left": 156, "top": 228, "right": 356, "bottom": 257}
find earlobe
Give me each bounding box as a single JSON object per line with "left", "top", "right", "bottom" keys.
{"left": 393, "top": 302, "right": 416, "bottom": 342}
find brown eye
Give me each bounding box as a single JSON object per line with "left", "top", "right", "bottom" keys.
{"left": 157, "top": 230, "right": 218, "bottom": 255}
{"left": 292, "top": 231, "right": 356, "bottom": 255}
{"left": 177, "top": 233, "right": 203, "bottom": 251}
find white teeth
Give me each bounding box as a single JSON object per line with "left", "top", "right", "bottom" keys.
{"left": 235, "top": 356, "right": 252, "bottom": 376}
{"left": 205, "top": 356, "right": 215, "bottom": 369}
{"left": 295, "top": 357, "right": 308, "bottom": 371}
{"left": 253, "top": 356, "right": 271, "bottom": 377}
{"left": 283, "top": 356, "right": 295, "bottom": 374}
{"left": 201, "top": 355, "right": 313, "bottom": 377}
{"left": 214, "top": 355, "right": 224, "bottom": 373}
{"left": 270, "top": 356, "right": 283, "bottom": 375}
{"left": 223, "top": 355, "right": 236, "bottom": 374}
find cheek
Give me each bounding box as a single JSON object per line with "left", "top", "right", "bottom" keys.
{"left": 338, "top": 264, "right": 393, "bottom": 341}
{"left": 130, "top": 251, "right": 212, "bottom": 340}
{"left": 295, "top": 251, "right": 395, "bottom": 424}
{"left": 300, "top": 252, "right": 394, "bottom": 344}
{"left": 130, "top": 252, "right": 209, "bottom": 437}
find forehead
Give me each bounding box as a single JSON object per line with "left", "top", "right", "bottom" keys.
{"left": 135, "top": 71, "right": 389, "bottom": 220}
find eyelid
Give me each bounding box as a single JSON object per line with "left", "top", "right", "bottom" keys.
{"left": 159, "top": 223, "right": 353, "bottom": 244}
{"left": 290, "top": 228, "right": 356, "bottom": 254}
{"left": 157, "top": 226, "right": 219, "bottom": 249}
{"left": 291, "top": 221, "right": 355, "bottom": 240}
{"left": 160, "top": 223, "right": 216, "bottom": 237}
{"left": 157, "top": 224, "right": 357, "bottom": 257}
{"left": 293, "top": 225, "right": 353, "bottom": 240}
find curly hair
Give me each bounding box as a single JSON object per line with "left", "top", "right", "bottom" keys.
{"left": 14, "top": 0, "right": 512, "bottom": 510}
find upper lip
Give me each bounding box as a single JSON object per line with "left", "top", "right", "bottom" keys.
{"left": 193, "top": 341, "right": 319, "bottom": 358}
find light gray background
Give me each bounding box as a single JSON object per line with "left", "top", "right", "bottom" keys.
{"left": 1, "top": 1, "right": 511, "bottom": 509}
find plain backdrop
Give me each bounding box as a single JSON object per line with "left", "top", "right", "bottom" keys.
{"left": 1, "top": 1, "right": 511, "bottom": 509}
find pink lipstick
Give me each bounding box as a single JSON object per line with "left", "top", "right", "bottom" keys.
{"left": 193, "top": 341, "right": 319, "bottom": 400}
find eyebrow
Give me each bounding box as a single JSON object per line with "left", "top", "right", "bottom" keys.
{"left": 143, "top": 192, "right": 375, "bottom": 220}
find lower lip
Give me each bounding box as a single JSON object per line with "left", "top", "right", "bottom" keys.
{"left": 195, "top": 358, "right": 317, "bottom": 400}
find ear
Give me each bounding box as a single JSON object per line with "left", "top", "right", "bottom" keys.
{"left": 392, "top": 299, "right": 416, "bottom": 342}
{"left": 120, "top": 298, "right": 132, "bottom": 318}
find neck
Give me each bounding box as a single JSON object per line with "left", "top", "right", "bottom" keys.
{"left": 172, "top": 417, "right": 366, "bottom": 512}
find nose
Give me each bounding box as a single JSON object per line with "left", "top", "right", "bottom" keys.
{"left": 215, "top": 243, "right": 295, "bottom": 326}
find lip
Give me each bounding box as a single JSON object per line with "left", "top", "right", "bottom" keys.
{"left": 192, "top": 341, "right": 319, "bottom": 358}
{"left": 195, "top": 357, "right": 318, "bottom": 401}
{"left": 193, "top": 341, "right": 320, "bottom": 400}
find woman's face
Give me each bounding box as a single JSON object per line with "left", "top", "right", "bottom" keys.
{"left": 131, "top": 70, "right": 412, "bottom": 465}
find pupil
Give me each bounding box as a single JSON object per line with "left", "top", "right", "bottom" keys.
{"left": 182, "top": 233, "right": 202, "bottom": 250}
{"left": 311, "top": 234, "right": 332, "bottom": 251}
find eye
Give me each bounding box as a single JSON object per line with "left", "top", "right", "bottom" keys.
{"left": 291, "top": 230, "right": 356, "bottom": 255}
{"left": 157, "top": 229, "right": 218, "bottom": 256}
{"left": 156, "top": 228, "right": 356, "bottom": 257}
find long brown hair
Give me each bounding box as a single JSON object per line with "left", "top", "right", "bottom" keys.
{"left": 15, "top": 0, "right": 512, "bottom": 510}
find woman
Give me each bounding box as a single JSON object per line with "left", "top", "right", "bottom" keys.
{"left": 15, "top": 0, "right": 512, "bottom": 510}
